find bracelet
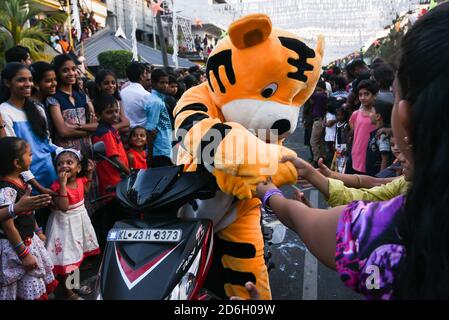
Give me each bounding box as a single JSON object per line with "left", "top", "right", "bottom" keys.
{"left": 34, "top": 227, "right": 43, "bottom": 234}
{"left": 355, "top": 174, "right": 362, "bottom": 188}
{"left": 55, "top": 194, "right": 69, "bottom": 198}
{"left": 17, "top": 246, "right": 27, "bottom": 256}
{"left": 262, "top": 189, "right": 284, "bottom": 213}
{"left": 8, "top": 204, "right": 16, "bottom": 219}
{"left": 14, "top": 241, "right": 24, "bottom": 250}
{"left": 18, "top": 247, "right": 30, "bottom": 259}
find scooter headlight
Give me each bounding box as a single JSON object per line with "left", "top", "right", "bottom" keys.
{"left": 167, "top": 251, "right": 201, "bottom": 300}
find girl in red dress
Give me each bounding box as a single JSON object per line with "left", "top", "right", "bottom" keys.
{"left": 45, "top": 148, "right": 99, "bottom": 300}
{"left": 127, "top": 126, "right": 148, "bottom": 170}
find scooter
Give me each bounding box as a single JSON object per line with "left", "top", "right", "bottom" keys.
{"left": 92, "top": 142, "right": 276, "bottom": 300}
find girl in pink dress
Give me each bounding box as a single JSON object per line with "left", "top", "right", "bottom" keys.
{"left": 349, "top": 80, "right": 378, "bottom": 173}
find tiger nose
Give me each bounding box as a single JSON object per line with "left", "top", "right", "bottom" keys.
{"left": 270, "top": 119, "right": 291, "bottom": 135}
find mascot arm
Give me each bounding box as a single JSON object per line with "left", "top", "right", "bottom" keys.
{"left": 174, "top": 84, "right": 297, "bottom": 199}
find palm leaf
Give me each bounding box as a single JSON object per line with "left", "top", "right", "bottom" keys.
{"left": 39, "top": 12, "right": 69, "bottom": 32}
{"left": 0, "top": 0, "right": 69, "bottom": 66}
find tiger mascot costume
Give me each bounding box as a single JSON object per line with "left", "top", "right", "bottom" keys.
{"left": 174, "top": 14, "right": 324, "bottom": 299}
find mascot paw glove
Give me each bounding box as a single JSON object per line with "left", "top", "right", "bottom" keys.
{"left": 213, "top": 169, "right": 267, "bottom": 200}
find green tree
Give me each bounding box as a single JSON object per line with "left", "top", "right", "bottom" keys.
{"left": 98, "top": 50, "right": 135, "bottom": 78}
{"left": 0, "top": 0, "right": 66, "bottom": 68}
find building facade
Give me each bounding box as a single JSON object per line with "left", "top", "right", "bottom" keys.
{"left": 34, "top": 0, "right": 108, "bottom": 27}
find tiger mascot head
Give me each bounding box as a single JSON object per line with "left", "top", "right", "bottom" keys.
{"left": 206, "top": 14, "right": 324, "bottom": 142}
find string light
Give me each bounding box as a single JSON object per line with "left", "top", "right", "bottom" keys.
{"left": 171, "top": 0, "right": 420, "bottom": 63}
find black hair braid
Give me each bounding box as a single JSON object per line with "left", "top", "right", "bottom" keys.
{"left": 24, "top": 98, "right": 49, "bottom": 140}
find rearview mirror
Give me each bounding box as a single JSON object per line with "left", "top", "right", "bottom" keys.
{"left": 93, "top": 141, "right": 106, "bottom": 160}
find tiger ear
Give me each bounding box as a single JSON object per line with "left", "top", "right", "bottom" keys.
{"left": 228, "top": 14, "right": 272, "bottom": 49}
{"left": 315, "top": 35, "right": 325, "bottom": 59}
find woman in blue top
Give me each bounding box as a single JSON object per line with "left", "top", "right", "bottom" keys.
{"left": 0, "top": 62, "right": 57, "bottom": 191}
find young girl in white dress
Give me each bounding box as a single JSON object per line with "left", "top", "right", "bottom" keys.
{"left": 45, "top": 148, "right": 99, "bottom": 300}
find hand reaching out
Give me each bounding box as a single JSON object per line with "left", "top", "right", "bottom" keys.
{"left": 317, "top": 158, "right": 332, "bottom": 178}
{"left": 280, "top": 155, "right": 314, "bottom": 179}
{"left": 14, "top": 188, "right": 52, "bottom": 214}
{"left": 230, "top": 282, "right": 260, "bottom": 300}
{"left": 255, "top": 179, "right": 278, "bottom": 200}
{"left": 292, "top": 187, "right": 313, "bottom": 208}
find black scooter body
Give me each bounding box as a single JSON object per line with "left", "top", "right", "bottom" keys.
{"left": 98, "top": 218, "right": 212, "bottom": 300}
{"left": 95, "top": 165, "right": 218, "bottom": 300}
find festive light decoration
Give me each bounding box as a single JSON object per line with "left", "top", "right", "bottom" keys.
{"left": 172, "top": 0, "right": 420, "bottom": 63}
{"left": 219, "top": 29, "right": 227, "bottom": 40}
{"left": 429, "top": 0, "right": 437, "bottom": 10}
{"left": 150, "top": 0, "right": 165, "bottom": 17}
{"left": 419, "top": 8, "right": 428, "bottom": 16}
{"left": 194, "top": 17, "right": 203, "bottom": 28}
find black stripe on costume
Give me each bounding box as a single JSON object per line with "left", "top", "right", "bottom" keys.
{"left": 222, "top": 268, "right": 257, "bottom": 287}
{"left": 202, "top": 235, "right": 258, "bottom": 298}
{"left": 278, "top": 36, "right": 315, "bottom": 83}
{"left": 215, "top": 236, "right": 256, "bottom": 259}
{"left": 215, "top": 237, "right": 258, "bottom": 288}
{"left": 197, "top": 123, "right": 231, "bottom": 167}
{"left": 176, "top": 112, "right": 210, "bottom": 144}
{"left": 174, "top": 103, "right": 209, "bottom": 119}
{"left": 206, "top": 50, "right": 235, "bottom": 93}
{"left": 178, "top": 112, "right": 209, "bottom": 133}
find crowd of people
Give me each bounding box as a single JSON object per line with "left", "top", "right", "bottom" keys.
{"left": 251, "top": 2, "right": 449, "bottom": 300}
{"left": 49, "top": 10, "right": 99, "bottom": 54}
{"left": 303, "top": 53, "right": 397, "bottom": 180}
{"left": 0, "top": 1, "right": 448, "bottom": 301}
{"left": 193, "top": 34, "right": 219, "bottom": 56}
{"left": 0, "top": 43, "right": 208, "bottom": 300}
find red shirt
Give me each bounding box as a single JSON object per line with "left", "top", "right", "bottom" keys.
{"left": 93, "top": 122, "right": 129, "bottom": 195}
{"left": 51, "top": 177, "right": 88, "bottom": 206}
{"left": 127, "top": 148, "right": 147, "bottom": 170}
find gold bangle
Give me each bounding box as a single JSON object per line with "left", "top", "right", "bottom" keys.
{"left": 355, "top": 174, "right": 362, "bottom": 188}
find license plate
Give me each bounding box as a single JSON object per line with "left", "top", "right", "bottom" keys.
{"left": 107, "top": 229, "right": 182, "bottom": 243}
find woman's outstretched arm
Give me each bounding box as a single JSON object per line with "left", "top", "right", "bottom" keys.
{"left": 257, "top": 181, "right": 345, "bottom": 270}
